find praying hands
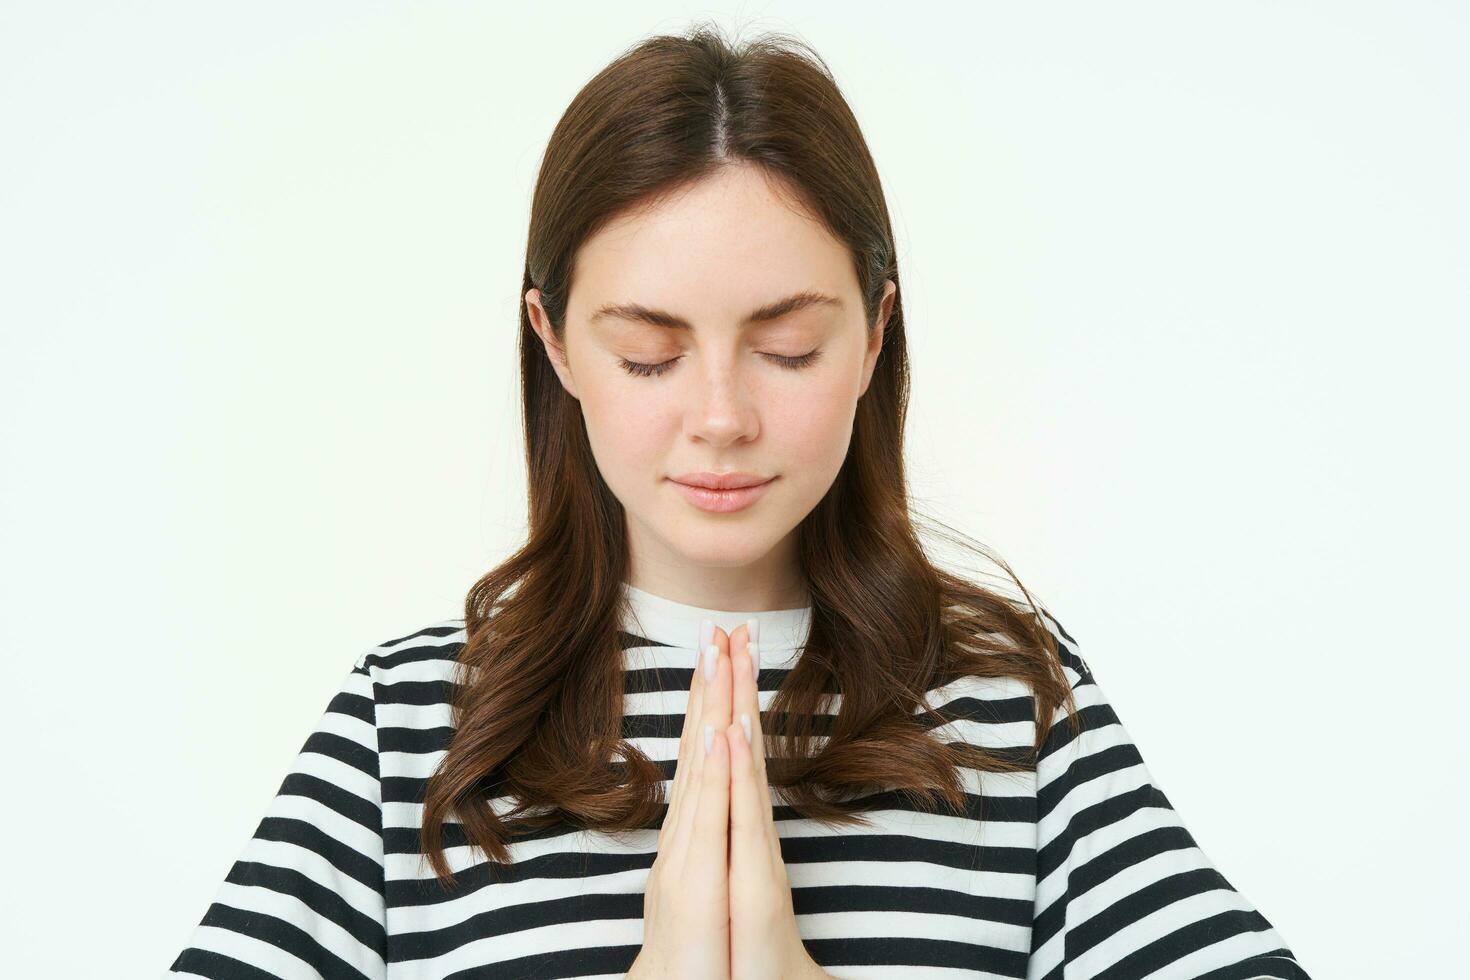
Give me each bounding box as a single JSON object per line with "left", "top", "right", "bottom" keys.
{"left": 627, "top": 622, "right": 833, "bottom": 980}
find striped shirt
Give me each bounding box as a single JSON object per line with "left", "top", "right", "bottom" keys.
{"left": 168, "top": 582, "right": 1309, "bottom": 979}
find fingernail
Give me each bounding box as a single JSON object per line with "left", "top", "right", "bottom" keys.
{"left": 704, "top": 643, "right": 718, "bottom": 681}
{"left": 703, "top": 723, "right": 714, "bottom": 755}
{"left": 699, "top": 617, "right": 714, "bottom": 650}
{"left": 748, "top": 641, "right": 760, "bottom": 672}
{"left": 747, "top": 617, "right": 760, "bottom": 645}
{"left": 740, "top": 712, "right": 751, "bottom": 745}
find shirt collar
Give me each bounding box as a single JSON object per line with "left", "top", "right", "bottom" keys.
{"left": 619, "top": 581, "right": 812, "bottom": 670}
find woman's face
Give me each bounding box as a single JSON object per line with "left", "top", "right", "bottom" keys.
{"left": 526, "top": 162, "right": 895, "bottom": 604}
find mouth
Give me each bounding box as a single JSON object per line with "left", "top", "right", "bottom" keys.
{"left": 670, "top": 472, "right": 775, "bottom": 491}
{"left": 668, "top": 475, "right": 776, "bottom": 513}
{"left": 671, "top": 478, "right": 774, "bottom": 491}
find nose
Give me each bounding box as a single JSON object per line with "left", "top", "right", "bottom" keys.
{"left": 682, "top": 354, "right": 760, "bottom": 446}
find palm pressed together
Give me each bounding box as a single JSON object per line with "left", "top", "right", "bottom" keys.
{"left": 629, "top": 622, "right": 833, "bottom": 980}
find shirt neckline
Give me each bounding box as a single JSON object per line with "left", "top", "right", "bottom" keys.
{"left": 620, "top": 581, "right": 812, "bottom": 670}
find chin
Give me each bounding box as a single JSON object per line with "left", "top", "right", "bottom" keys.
{"left": 666, "top": 526, "right": 775, "bottom": 565}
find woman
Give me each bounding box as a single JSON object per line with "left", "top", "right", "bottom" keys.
{"left": 168, "top": 23, "right": 1309, "bottom": 980}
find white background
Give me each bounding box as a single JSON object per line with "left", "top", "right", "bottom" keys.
{"left": 2, "top": 3, "right": 1465, "bottom": 977}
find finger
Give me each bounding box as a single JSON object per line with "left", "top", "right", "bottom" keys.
{"left": 682, "top": 617, "right": 714, "bottom": 761}
{"left": 733, "top": 628, "right": 765, "bottom": 781}
{"left": 668, "top": 633, "right": 719, "bottom": 864}
{"left": 734, "top": 629, "right": 775, "bottom": 817}
{"left": 700, "top": 628, "right": 733, "bottom": 758}
{"left": 727, "top": 711, "right": 768, "bottom": 869}
{"left": 665, "top": 619, "right": 711, "bottom": 824}
{"left": 688, "top": 711, "right": 731, "bottom": 890}
{"left": 732, "top": 627, "right": 782, "bottom": 868}
{"left": 686, "top": 628, "right": 731, "bottom": 865}
{"left": 738, "top": 622, "right": 786, "bottom": 868}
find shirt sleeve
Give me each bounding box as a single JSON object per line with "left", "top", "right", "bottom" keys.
{"left": 166, "top": 650, "right": 389, "bottom": 980}
{"left": 1027, "top": 613, "right": 1310, "bottom": 980}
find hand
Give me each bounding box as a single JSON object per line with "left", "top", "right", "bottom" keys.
{"left": 628, "top": 624, "right": 735, "bottom": 979}
{"left": 721, "top": 624, "right": 829, "bottom": 980}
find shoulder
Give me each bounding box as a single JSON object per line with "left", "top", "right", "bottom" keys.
{"left": 314, "top": 618, "right": 470, "bottom": 764}
{"left": 938, "top": 592, "right": 1110, "bottom": 764}
{"left": 348, "top": 618, "right": 469, "bottom": 719}
{"left": 355, "top": 617, "right": 467, "bottom": 672}
{"left": 1032, "top": 604, "right": 1094, "bottom": 689}
{"left": 941, "top": 585, "right": 1095, "bottom": 691}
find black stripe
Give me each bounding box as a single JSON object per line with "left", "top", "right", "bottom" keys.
{"left": 251, "top": 811, "right": 384, "bottom": 892}
{"left": 392, "top": 886, "right": 643, "bottom": 960}
{"left": 1039, "top": 609, "right": 1078, "bottom": 646}
{"left": 182, "top": 897, "right": 382, "bottom": 979}
{"left": 1038, "top": 781, "right": 1172, "bottom": 882}
{"left": 297, "top": 728, "right": 378, "bottom": 784}
{"left": 443, "top": 942, "right": 642, "bottom": 980}
{"left": 1094, "top": 908, "right": 1284, "bottom": 980}
{"left": 1193, "top": 951, "right": 1311, "bottom": 979}
{"left": 373, "top": 640, "right": 465, "bottom": 671}
{"left": 376, "top": 677, "right": 457, "bottom": 707}
{"left": 797, "top": 882, "right": 1034, "bottom": 926}
{"left": 224, "top": 859, "right": 387, "bottom": 951}
{"left": 169, "top": 947, "right": 292, "bottom": 980}
{"left": 379, "top": 623, "right": 464, "bottom": 648}
{"left": 273, "top": 768, "right": 380, "bottom": 836}
{"left": 324, "top": 688, "right": 376, "bottom": 727}
{"left": 1037, "top": 734, "right": 1144, "bottom": 821}
{"left": 1032, "top": 826, "right": 1206, "bottom": 953}
{"left": 1036, "top": 701, "right": 1119, "bottom": 774}
{"left": 1071, "top": 824, "right": 1199, "bottom": 897}
{"left": 1070, "top": 866, "right": 1238, "bottom": 958}
{"left": 928, "top": 692, "right": 1038, "bottom": 726}
{"left": 807, "top": 935, "right": 1029, "bottom": 975}
{"left": 378, "top": 723, "right": 454, "bottom": 755}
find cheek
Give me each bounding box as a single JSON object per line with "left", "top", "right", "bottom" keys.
{"left": 580, "top": 381, "right": 671, "bottom": 482}
{"left": 769, "top": 382, "right": 857, "bottom": 470}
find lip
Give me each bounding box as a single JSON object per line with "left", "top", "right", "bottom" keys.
{"left": 669, "top": 475, "right": 776, "bottom": 514}
{"left": 671, "top": 471, "right": 773, "bottom": 490}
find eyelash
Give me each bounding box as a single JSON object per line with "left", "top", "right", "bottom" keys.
{"left": 617, "top": 349, "right": 824, "bottom": 378}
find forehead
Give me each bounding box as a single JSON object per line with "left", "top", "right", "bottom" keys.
{"left": 567, "top": 166, "right": 857, "bottom": 327}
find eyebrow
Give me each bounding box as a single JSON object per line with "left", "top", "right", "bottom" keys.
{"left": 588, "top": 289, "right": 843, "bottom": 330}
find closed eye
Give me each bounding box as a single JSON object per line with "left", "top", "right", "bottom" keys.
{"left": 618, "top": 349, "right": 824, "bottom": 378}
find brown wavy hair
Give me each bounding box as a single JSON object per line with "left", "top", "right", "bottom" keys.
{"left": 419, "top": 21, "right": 1080, "bottom": 888}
